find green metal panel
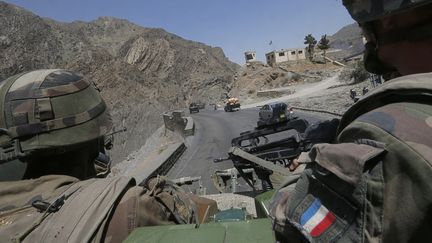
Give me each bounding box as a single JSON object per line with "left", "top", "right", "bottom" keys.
{"left": 124, "top": 218, "right": 275, "bottom": 243}
{"left": 214, "top": 208, "right": 246, "bottom": 222}
{"left": 254, "top": 189, "right": 276, "bottom": 218}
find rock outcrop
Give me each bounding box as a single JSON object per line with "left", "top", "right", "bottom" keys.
{"left": 0, "top": 1, "right": 239, "bottom": 162}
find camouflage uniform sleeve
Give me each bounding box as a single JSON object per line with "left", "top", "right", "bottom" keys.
{"left": 338, "top": 101, "right": 432, "bottom": 241}
{"left": 269, "top": 142, "right": 385, "bottom": 242}
{"left": 104, "top": 176, "right": 199, "bottom": 242}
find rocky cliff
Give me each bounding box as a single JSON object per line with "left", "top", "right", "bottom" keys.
{"left": 0, "top": 1, "right": 239, "bottom": 162}
{"left": 328, "top": 23, "right": 364, "bottom": 59}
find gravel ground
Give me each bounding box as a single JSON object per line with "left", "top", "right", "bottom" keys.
{"left": 243, "top": 72, "right": 375, "bottom": 117}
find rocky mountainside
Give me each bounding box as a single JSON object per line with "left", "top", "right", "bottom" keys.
{"left": 328, "top": 23, "right": 364, "bottom": 59}
{"left": 0, "top": 1, "right": 239, "bottom": 162}
{"left": 229, "top": 61, "right": 341, "bottom": 105}
{"left": 229, "top": 23, "right": 364, "bottom": 104}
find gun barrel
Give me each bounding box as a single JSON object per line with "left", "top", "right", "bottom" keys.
{"left": 213, "top": 157, "right": 230, "bottom": 163}
{"left": 172, "top": 176, "right": 201, "bottom": 186}
{"left": 107, "top": 127, "right": 127, "bottom": 136}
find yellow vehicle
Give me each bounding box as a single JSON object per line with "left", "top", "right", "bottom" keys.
{"left": 224, "top": 97, "right": 240, "bottom": 112}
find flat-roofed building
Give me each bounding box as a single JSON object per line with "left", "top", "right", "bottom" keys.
{"left": 265, "top": 48, "right": 305, "bottom": 66}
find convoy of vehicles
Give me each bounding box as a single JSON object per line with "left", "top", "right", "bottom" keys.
{"left": 187, "top": 101, "right": 300, "bottom": 193}
{"left": 126, "top": 102, "right": 308, "bottom": 242}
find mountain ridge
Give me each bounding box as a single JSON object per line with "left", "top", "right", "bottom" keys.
{"left": 0, "top": 1, "right": 238, "bottom": 162}
{"left": 0, "top": 1, "right": 362, "bottom": 163}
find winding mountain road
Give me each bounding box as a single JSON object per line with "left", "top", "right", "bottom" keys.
{"left": 166, "top": 107, "right": 327, "bottom": 194}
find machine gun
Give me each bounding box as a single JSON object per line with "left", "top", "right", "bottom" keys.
{"left": 104, "top": 127, "right": 127, "bottom": 150}
{"left": 214, "top": 118, "right": 339, "bottom": 192}
{"left": 94, "top": 127, "right": 127, "bottom": 178}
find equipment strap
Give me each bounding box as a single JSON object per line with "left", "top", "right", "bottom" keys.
{"left": 22, "top": 177, "right": 134, "bottom": 243}
{"left": 8, "top": 100, "right": 106, "bottom": 138}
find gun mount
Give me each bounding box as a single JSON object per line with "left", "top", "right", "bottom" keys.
{"left": 212, "top": 117, "right": 308, "bottom": 192}
{"left": 214, "top": 117, "right": 339, "bottom": 192}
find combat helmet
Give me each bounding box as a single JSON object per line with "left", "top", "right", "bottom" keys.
{"left": 342, "top": 0, "right": 432, "bottom": 75}
{"left": 343, "top": 0, "right": 432, "bottom": 23}
{"left": 0, "top": 69, "right": 112, "bottom": 163}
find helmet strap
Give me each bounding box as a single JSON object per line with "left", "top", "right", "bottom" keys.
{"left": 0, "top": 128, "right": 27, "bottom": 164}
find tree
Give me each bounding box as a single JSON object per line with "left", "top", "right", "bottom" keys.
{"left": 318, "top": 34, "right": 330, "bottom": 63}
{"left": 304, "top": 34, "right": 317, "bottom": 62}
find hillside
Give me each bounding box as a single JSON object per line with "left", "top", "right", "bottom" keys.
{"left": 229, "top": 61, "right": 341, "bottom": 104}
{"left": 0, "top": 1, "right": 365, "bottom": 162}
{"left": 229, "top": 23, "right": 364, "bottom": 104}
{"left": 0, "top": 1, "right": 239, "bottom": 162}
{"left": 328, "top": 23, "right": 364, "bottom": 59}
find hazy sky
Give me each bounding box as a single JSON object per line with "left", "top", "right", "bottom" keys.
{"left": 5, "top": 0, "right": 354, "bottom": 64}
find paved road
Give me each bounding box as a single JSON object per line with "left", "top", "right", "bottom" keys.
{"left": 167, "top": 107, "right": 326, "bottom": 194}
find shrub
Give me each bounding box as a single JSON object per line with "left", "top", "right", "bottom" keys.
{"left": 339, "top": 61, "right": 369, "bottom": 84}
{"left": 351, "top": 61, "right": 369, "bottom": 84}
{"left": 291, "top": 73, "right": 301, "bottom": 81}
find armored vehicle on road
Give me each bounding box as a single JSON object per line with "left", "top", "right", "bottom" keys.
{"left": 189, "top": 103, "right": 200, "bottom": 113}
{"left": 257, "top": 102, "right": 293, "bottom": 127}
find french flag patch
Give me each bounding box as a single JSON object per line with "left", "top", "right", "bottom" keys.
{"left": 300, "top": 198, "right": 336, "bottom": 237}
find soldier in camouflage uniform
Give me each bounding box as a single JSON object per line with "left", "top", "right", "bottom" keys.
{"left": 0, "top": 69, "right": 214, "bottom": 242}
{"left": 270, "top": 1, "right": 432, "bottom": 242}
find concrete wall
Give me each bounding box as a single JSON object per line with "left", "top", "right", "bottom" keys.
{"left": 287, "top": 50, "right": 297, "bottom": 61}
{"left": 265, "top": 52, "right": 275, "bottom": 66}
{"left": 162, "top": 110, "right": 195, "bottom": 136}
{"left": 297, "top": 49, "right": 306, "bottom": 60}
{"left": 256, "top": 89, "right": 294, "bottom": 98}
{"left": 275, "top": 51, "right": 289, "bottom": 63}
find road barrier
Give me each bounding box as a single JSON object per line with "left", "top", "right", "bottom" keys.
{"left": 148, "top": 142, "right": 187, "bottom": 179}
{"left": 116, "top": 111, "right": 193, "bottom": 182}
{"left": 135, "top": 110, "right": 195, "bottom": 182}
{"left": 162, "top": 110, "right": 195, "bottom": 136}
{"left": 183, "top": 117, "right": 194, "bottom": 136}
{"left": 124, "top": 142, "right": 187, "bottom": 183}
{"left": 256, "top": 90, "right": 294, "bottom": 98}
{"left": 291, "top": 106, "right": 343, "bottom": 117}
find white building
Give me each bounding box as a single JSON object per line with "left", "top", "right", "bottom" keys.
{"left": 244, "top": 51, "right": 257, "bottom": 63}
{"left": 265, "top": 48, "right": 306, "bottom": 66}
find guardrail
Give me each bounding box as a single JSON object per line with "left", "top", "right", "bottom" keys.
{"left": 256, "top": 90, "right": 294, "bottom": 98}
{"left": 133, "top": 110, "right": 194, "bottom": 183}
{"left": 291, "top": 106, "right": 343, "bottom": 117}
{"left": 148, "top": 143, "right": 187, "bottom": 179}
